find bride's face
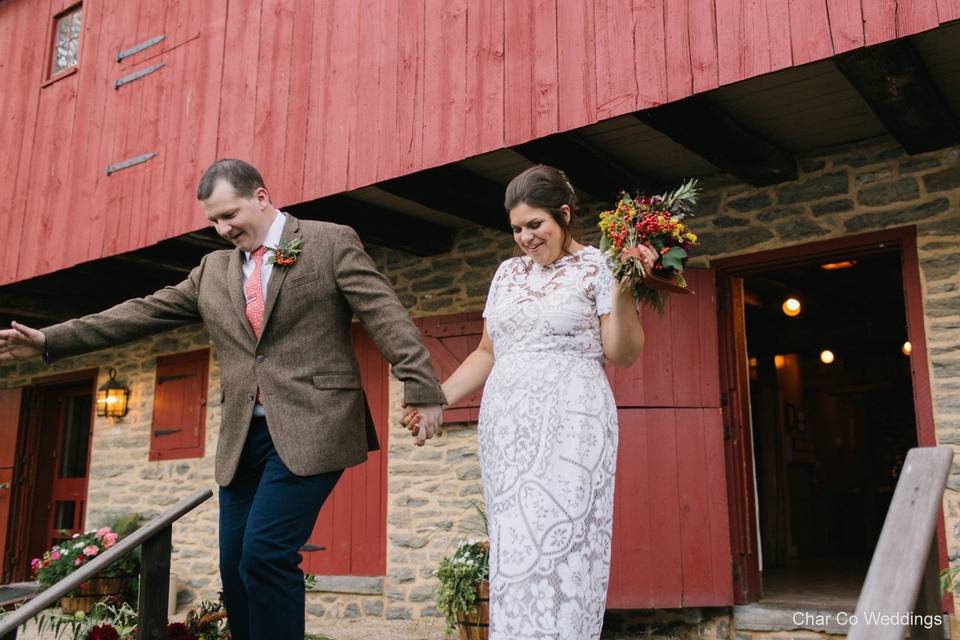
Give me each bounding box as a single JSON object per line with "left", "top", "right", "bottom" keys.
{"left": 509, "top": 203, "right": 570, "bottom": 265}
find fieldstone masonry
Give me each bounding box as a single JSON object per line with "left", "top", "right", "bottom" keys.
{"left": 1, "top": 134, "right": 959, "bottom": 637}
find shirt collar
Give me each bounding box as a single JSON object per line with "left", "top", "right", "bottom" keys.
{"left": 244, "top": 211, "right": 287, "bottom": 262}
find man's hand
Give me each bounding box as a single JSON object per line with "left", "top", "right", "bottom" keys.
{"left": 0, "top": 321, "right": 46, "bottom": 362}
{"left": 402, "top": 403, "right": 443, "bottom": 446}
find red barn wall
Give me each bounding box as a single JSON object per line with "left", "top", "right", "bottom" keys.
{"left": 2, "top": 0, "right": 958, "bottom": 285}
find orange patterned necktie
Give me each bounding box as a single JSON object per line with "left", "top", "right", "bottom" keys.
{"left": 244, "top": 246, "right": 266, "bottom": 338}
{"left": 245, "top": 246, "right": 266, "bottom": 404}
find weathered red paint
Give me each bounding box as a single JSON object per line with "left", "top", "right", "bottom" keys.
{"left": 3, "top": 0, "right": 958, "bottom": 285}
{"left": 0, "top": 388, "right": 24, "bottom": 583}
{"left": 302, "top": 324, "right": 389, "bottom": 576}
{"left": 149, "top": 349, "right": 210, "bottom": 462}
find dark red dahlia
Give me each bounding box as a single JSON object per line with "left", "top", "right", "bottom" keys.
{"left": 86, "top": 625, "right": 120, "bottom": 640}
{"left": 166, "top": 622, "right": 194, "bottom": 640}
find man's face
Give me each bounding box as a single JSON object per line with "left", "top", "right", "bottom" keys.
{"left": 201, "top": 179, "right": 273, "bottom": 252}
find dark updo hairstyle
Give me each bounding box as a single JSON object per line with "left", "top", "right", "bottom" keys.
{"left": 504, "top": 164, "right": 579, "bottom": 257}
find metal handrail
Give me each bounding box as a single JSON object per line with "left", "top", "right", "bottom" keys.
{"left": 0, "top": 488, "right": 212, "bottom": 639}
{"left": 848, "top": 447, "right": 953, "bottom": 640}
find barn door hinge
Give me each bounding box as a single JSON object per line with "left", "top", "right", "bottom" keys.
{"left": 731, "top": 557, "right": 740, "bottom": 580}
{"left": 116, "top": 34, "right": 166, "bottom": 62}
{"left": 723, "top": 424, "right": 733, "bottom": 441}
{"left": 114, "top": 63, "right": 164, "bottom": 89}
{"left": 106, "top": 151, "right": 158, "bottom": 175}
{"left": 720, "top": 391, "right": 728, "bottom": 406}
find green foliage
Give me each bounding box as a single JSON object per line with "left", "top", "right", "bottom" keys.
{"left": 659, "top": 246, "right": 687, "bottom": 272}
{"left": 31, "top": 528, "right": 139, "bottom": 591}
{"left": 435, "top": 540, "right": 489, "bottom": 635}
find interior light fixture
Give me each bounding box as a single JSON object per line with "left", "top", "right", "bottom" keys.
{"left": 902, "top": 341, "right": 912, "bottom": 356}
{"left": 820, "top": 350, "right": 835, "bottom": 365}
{"left": 782, "top": 298, "right": 801, "bottom": 317}
{"left": 820, "top": 260, "right": 857, "bottom": 271}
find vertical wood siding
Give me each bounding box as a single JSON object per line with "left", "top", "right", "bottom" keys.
{"left": 2, "top": 0, "right": 957, "bottom": 284}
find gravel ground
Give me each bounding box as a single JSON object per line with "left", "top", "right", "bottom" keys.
{"left": 12, "top": 615, "right": 449, "bottom": 639}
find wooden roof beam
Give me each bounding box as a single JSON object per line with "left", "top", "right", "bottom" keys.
{"left": 512, "top": 132, "right": 655, "bottom": 203}
{"left": 633, "top": 96, "right": 798, "bottom": 186}
{"left": 834, "top": 40, "right": 960, "bottom": 154}
{"left": 377, "top": 165, "right": 508, "bottom": 231}
{"left": 285, "top": 195, "right": 455, "bottom": 256}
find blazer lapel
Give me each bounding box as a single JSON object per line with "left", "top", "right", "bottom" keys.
{"left": 259, "top": 214, "right": 301, "bottom": 339}
{"left": 228, "top": 247, "right": 257, "bottom": 342}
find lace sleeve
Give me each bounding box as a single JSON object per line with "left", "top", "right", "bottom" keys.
{"left": 483, "top": 259, "right": 510, "bottom": 319}
{"left": 594, "top": 254, "right": 616, "bottom": 317}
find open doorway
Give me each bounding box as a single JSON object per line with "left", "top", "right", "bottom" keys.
{"left": 716, "top": 227, "right": 943, "bottom": 608}
{"left": 743, "top": 250, "right": 916, "bottom": 608}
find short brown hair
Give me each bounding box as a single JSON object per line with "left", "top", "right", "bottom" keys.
{"left": 504, "top": 164, "right": 578, "bottom": 254}
{"left": 196, "top": 159, "right": 266, "bottom": 200}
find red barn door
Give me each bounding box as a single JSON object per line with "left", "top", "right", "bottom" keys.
{"left": 606, "top": 268, "right": 733, "bottom": 607}
{"left": 302, "top": 324, "right": 389, "bottom": 576}
{"left": 0, "top": 388, "right": 23, "bottom": 583}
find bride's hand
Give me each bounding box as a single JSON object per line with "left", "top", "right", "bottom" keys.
{"left": 620, "top": 243, "right": 658, "bottom": 277}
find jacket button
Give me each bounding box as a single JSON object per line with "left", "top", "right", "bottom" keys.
{"left": 247, "top": 393, "right": 255, "bottom": 400}
{"left": 255, "top": 354, "right": 265, "bottom": 363}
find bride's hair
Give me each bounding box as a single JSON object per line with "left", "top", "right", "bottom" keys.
{"left": 504, "top": 165, "right": 578, "bottom": 256}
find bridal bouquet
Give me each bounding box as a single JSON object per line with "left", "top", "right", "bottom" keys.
{"left": 598, "top": 179, "right": 700, "bottom": 314}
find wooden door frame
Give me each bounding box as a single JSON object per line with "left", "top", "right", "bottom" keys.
{"left": 712, "top": 226, "right": 944, "bottom": 605}
{"left": 8, "top": 368, "right": 97, "bottom": 581}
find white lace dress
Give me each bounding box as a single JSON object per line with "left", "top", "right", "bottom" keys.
{"left": 479, "top": 246, "right": 619, "bottom": 640}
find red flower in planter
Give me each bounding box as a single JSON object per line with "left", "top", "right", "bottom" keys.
{"left": 166, "top": 622, "right": 195, "bottom": 640}
{"left": 86, "top": 625, "right": 120, "bottom": 640}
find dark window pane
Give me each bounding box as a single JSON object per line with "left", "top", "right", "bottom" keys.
{"left": 54, "top": 501, "right": 76, "bottom": 531}
{"left": 59, "top": 394, "right": 92, "bottom": 479}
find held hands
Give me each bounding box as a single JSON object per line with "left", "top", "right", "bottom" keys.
{"left": 401, "top": 403, "right": 443, "bottom": 446}
{"left": 0, "top": 321, "right": 46, "bottom": 362}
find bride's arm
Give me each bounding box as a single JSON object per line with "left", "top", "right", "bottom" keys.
{"left": 441, "top": 324, "right": 495, "bottom": 405}
{"left": 600, "top": 285, "right": 645, "bottom": 368}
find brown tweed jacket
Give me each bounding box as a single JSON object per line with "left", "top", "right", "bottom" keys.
{"left": 42, "top": 215, "right": 445, "bottom": 485}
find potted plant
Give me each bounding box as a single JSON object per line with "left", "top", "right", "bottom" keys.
{"left": 436, "top": 539, "right": 490, "bottom": 640}
{"left": 31, "top": 525, "right": 140, "bottom": 614}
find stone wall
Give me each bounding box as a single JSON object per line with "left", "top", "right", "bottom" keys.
{"left": 1, "top": 134, "right": 959, "bottom": 635}
{"left": 0, "top": 325, "right": 223, "bottom": 608}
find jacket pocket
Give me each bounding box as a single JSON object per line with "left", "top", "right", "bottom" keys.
{"left": 287, "top": 273, "right": 321, "bottom": 289}
{"left": 312, "top": 373, "right": 361, "bottom": 389}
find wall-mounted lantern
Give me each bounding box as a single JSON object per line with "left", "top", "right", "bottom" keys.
{"left": 96, "top": 368, "right": 129, "bottom": 418}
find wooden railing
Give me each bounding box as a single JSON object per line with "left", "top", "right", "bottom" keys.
{"left": 0, "top": 488, "right": 213, "bottom": 640}
{"left": 849, "top": 447, "right": 953, "bottom": 640}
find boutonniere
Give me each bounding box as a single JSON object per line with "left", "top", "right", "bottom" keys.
{"left": 266, "top": 238, "right": 303, "bottom": 268}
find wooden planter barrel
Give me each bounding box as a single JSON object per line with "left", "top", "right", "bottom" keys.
{"left": 59, "top": 576, "right": 127, "bottom": 614}
{"left": 456, "top": 580, "right": 489, "bottom": 640}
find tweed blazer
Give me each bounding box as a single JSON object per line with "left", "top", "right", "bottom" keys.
{"left": 42, "top": 215, "right": 445, "bottom": 485}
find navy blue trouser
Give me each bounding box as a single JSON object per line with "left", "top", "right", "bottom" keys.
{"left": 219, "top": 417, "right": 342, "bottom": 640}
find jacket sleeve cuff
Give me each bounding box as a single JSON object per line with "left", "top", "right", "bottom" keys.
{"left": 402, "top": 381, "right": 448, "bottom": 406}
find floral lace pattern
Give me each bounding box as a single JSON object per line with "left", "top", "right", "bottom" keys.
{"left": 479, "top": 247, "right": 618, "bottom": 640}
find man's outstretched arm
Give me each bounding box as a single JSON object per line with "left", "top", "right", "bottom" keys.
{"left": 1, "top": 256, "right": 207, "bottom": 364}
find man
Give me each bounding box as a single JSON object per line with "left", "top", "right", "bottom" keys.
{"left": 0, "top": 159, "right": 445, "bottom": 639}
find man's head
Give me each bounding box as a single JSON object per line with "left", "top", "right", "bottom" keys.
{"left": 197, "top": 159, "right": 277, "bottom": 252}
